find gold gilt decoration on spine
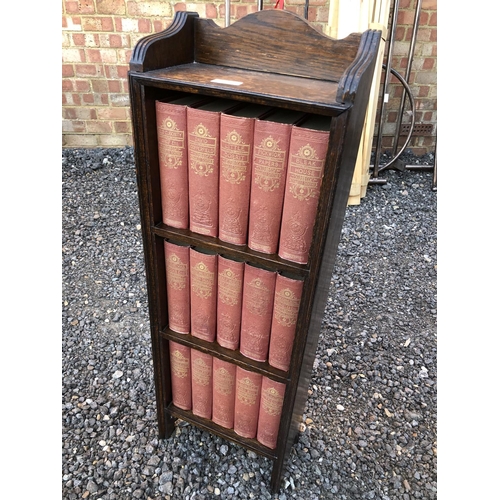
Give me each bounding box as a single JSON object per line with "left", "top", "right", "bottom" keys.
{"left": 221, "top": 130, "right": 251, "bottom": 184}
{"left": 246, "top": 278, "right": 272, "bottom": 316}
{"left": 191, "top": 262, "right": 215, "bottom": 298}
{"left": 193, "top": 357, "right": 211, "bottom": 386}
{"left": 288, "top": 144, "right": 323, "bottom": 201}
{"left": 214, "top": 367, "right": 234, "bottom": 395}
{"left": 158, "top": 117, "right": 184, "bottom": 169}
{"left": 274, "top": 288, "right": 300, "bottom": 327}
{"left": 171, "top": 349, "right": 189, "bottom": 378}
{"left": 189, "top": 124, "right": 216, "bottom": 176}
{"left": 218, "top": 268, "right": 240, "bottom": 306}
{"left": 166, "top": 253, "right": 188, "bottom": 290}
{"left": 237, "top": 377, "right": 259, "bottom": 405}
{"left": 253, "top": 136, "right": 287, "bottom": 191}
{"left": 262, "top": 386, "right": 285, "bottom": 416}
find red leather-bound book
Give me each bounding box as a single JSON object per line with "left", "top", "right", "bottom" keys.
{"left": 247, "top": 109, "right": 306, "bottom": 254}
{"left": 212, "top": 357, "right": 236, "bottom": 429}
{"left": 190, "top": 248, "right": 217, "bottom": 342}
{"left": 168, "top": 341, "right": 192, "bottom": 411}
{"left": 268, "top": 273, "right": 304, "bottom": 372}
{"left": 234, "top": 367, "right": 262, "bottom": 439}
{"left": 256, "top": 376, "right": 286, "bottom": 449}
{"left": 278, "top": 115, "right": 331, "bottom": 264}
{"left": 219, "top": 105, "right": 273, "bottom": 245}
{"left": 216, "top": 255, "right": 245, "bottom": 350}
{"left": 187, "top": 99, "right": 242, "bottom": 237}
{"left": 156, "top": 95, "right": 209, "bottom": 229}
{"left": 164, "top": 240, "right": 191, "bottom": 334}
{"left": 239, "top": 264, "right": 277, "bottom": 362}
{"left": 191, "top": 349, "right": 213, "bottom": 419}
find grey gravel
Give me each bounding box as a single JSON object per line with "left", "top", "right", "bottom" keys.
{"left": 62, "top": 147, "right": 436, "bottom": 499}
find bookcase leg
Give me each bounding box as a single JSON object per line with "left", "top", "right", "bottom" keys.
{"left": 270, "top": 463, "right": 283, "bottom": 495}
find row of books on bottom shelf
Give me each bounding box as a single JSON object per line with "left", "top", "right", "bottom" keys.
{"left": 165, "top": 240, "right": 304, "bottom": 371}
{"left": 169, "top": 340, "right": 285, "bottom": 450}
{"left": 156, "top": 95, "right": 331, "bottom": 264}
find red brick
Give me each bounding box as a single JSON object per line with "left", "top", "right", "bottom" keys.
{"left": 174, "top": 2, "right": 186, "bottom": 12}
{"left": 63, "top": 108, "right": 77, "bottom": 120}
{"left": 395, "top": 27, "right": 406, "bottom": 42}
{"left": 109, "top": 34, "right": 124, "bottom": 47}
{"left": 418, "top": 85, "right": 430, "bottom": 98}
{"left": 71, "top": 93, "right": 82, "bottom": 105}
{"left": 72, "top": 33, "right": 86, "bottom": 45}
{"left": 87, "top": 121, "right": 113, "bottom": 134}
{"left": 138, "top": 18, "right": 151, "bottom": 33}
{"left": 78, "top": 0, "right": 95, "bottom": 14}
{"left": 86, "top": 49, "right": 103, "bottom": 63}
{"left": 428, "top": 12, "right": 437, "bottom": 26}
{"left": 114, "top": 121, "right": 131, "bottom": 133}
{"left": 83, "top": 93, "right": 95, "bottom": 104}
{"left": 82, "top": 16, "right": 114, "bottom": 31}
{"left": 430, "top": 28, "right": 437, "bottom": 42}
{"left": 62, "top": 16, "right": 68, "bottom": 28}
{"left": 97, "top": 107, "right": 129, "bottom": 120}
{"left": 397, "top": 9, "right": 416, "bottom": 25}
{"left": 75, "top": 63, "right": 99, "bottom": 76}
{"left": 422, "top": 0, "right": 437, "bottom": 9}
{"left": 422, "top": 58, "right": 435, "bottom": 70}
{"left": 62, "top": 64, "right": 75, "bottom": 77}
{"left": 108, "top": 80, "right": 121, "bottom": 93}
{"left": 92, "top": 79, "right": 109, "bottom": 93}
{"left": 62, "top": 80, "right": 74, "bottom": 92}
{"left": 206, "top": 3, "right": 218, "bottom": 18}
{"left": 65, "top": 1, "right": 79, "bottom": 14}
{"left": 75, "top": 80, "right": 91, "bottom": 92}
{"left": 418, "top": 11, "right": 429, "bottom": 26}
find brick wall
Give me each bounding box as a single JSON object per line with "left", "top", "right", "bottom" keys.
{"left": 62, "top": 0, "right": 437, "bottom": 155}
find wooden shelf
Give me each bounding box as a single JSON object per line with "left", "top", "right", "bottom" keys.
{"left": 161, "top": 328, "right": 290, "bottom": 384}
{"left": 167, "top": 402, "right": 278, "bottom": 460}
{"left": 128, "top": 9, "right": 381, "bottom": 494}
{"left": 153, "top": 224, "right": 309, "bottom": 278}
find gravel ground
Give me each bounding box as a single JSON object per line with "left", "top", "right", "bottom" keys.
{"left": 62, "top": 147, "right": 437, "bottom": 500}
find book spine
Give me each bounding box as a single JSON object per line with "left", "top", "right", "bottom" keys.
{"left": 190, "top": 248, "right": 217, "bottom": 342}
{"left": 156, "top": 100, "right": 189, "bottom": 229}
{"left": 278, "top": 125, "right": 330, "bottom": 264}
{"left": 268, "top": 274, "right": 304, "bottom": 372}
{"left": 256, "top": 376, "right": 286, "bottom": 449}
{"left": 219, "top": 113, "right": 255, "bottom": 245}
{"left": 247, "top": 120, "right": 293, "bottom": 254}
{"left": 212, "top": 357, "right": 236, "bottom": 429}
{"left": 187, "top": 107, "right": 220, "bottom": 237}
{"left": 164, "top": 241, "right": 191, "bottom": 334}
{"left": 168, "top": 341, "right": 192, "bottom": 411}
{"left": 216, "top": 256, "right": 244, "bottom": 350}
{"left": 191, "top": 349, "right": 213, "bottom": 419}
{"left": 234, "top": 367, "right": 262, "bottom": 439}
{"left": 239, "top": 264, "right": 277, "bottom": 362}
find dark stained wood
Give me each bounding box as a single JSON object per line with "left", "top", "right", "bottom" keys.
{"left": 161, "top": 328, "right": 290, "bottom": 384}
{"left": 195, "top": 10, "right": 362, "bottom": 82}
{"left": 128, "top": 9, "right": 381, "bottom": 495}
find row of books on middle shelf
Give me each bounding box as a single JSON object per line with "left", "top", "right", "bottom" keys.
{"left": 169, "top": 341, "right": 285, "bottom": 450}
{"left": 156, "top": 94, "right": 332, "bottom": 265}
{"left": 165, "top": 240, "right": 304, "bottom": 372}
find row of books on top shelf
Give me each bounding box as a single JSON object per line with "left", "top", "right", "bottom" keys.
{"left": 165, "top": 241, "right": 304, "bottom": 372}
{"left": 169, "top": 341, "right": 285, "bottom": 450}
{"left": 156, "top": 94, "right": 331, "bottom": 265}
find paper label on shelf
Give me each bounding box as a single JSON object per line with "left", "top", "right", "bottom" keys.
{"left": 211, "top": 78, "right": 243, "bottom": 86}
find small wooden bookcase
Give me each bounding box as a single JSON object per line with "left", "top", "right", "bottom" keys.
{"left": 128, "top": 10, "right": 380, "bottom": 494}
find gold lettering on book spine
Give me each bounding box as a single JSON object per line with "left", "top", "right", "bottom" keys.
{"left": 214, "top": 367, "right": 234, "bottom": 395}
{"left": 189, "top": 124, "right": 217, "bottom": 176}
{"left": 274, "top": 288, "right": 300, "bottom": 327}
{"left": 171, "top": 350, "right": 189, "bottom": 378}
{"left": 166, "top": 254, "right": 188, "bottom": 290}
{"left": 253, "top": 136, "right": 286, "bottom": 191}
{"left": 158, "top": 117, "right": 184, "bottom": 169}
{"left": 237, "top": 377, "right": 259, "bottom": 405}
{"left": 288, "top": 144, "right": 324, "bottom": 201}
{"left": 219, "top": 268, "right": 241, "bottom": 306}
{"left": 193, "top": 357, "right": 211, "bottom": 386}
{"left": 221, "top": 130, "right": 250, "bottom": 184}
{"left": 246, "top": 277, "right": 272, "bottom": 316}
{"left": 191, "top": 261, "right": 214, "bottom": 299}
{"left": 262, "top": 386, "right": 284, "bottom": 416}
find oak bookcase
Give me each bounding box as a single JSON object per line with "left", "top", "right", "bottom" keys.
{"left": 128, "top": 9, "right": 380, "bottom": 494}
